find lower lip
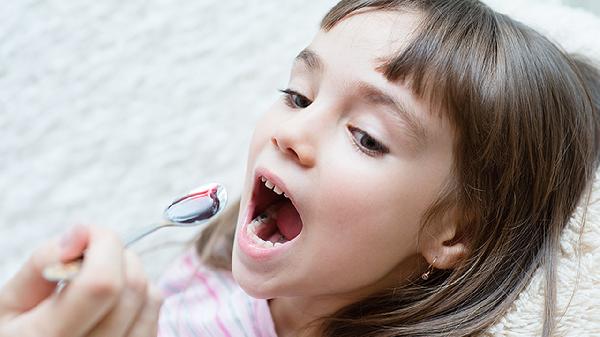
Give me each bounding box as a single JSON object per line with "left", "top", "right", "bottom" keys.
{"left": 237, "top": 204, "right": 298, "bottom": 262}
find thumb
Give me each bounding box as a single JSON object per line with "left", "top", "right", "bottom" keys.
{"left": 0, "top": 225, "right": 89, "bottom": 313}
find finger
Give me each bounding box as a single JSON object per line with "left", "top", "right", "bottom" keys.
{"left": 28, "top": 225, "right": 126, "bottom": 337}
{"left": 87, "top": 251, "right": 148, "bottom": 337}
{"left": 0, "top": 240, "right": 58, "bottom": 314}
{"left": 0, "top": 225, "right": 90, "bottom": 313}
{"left": 59, "top": 224, "right": 90, "bottom": 262}
{"left": 126, "top": 284, "right": 164, "bottom": 337}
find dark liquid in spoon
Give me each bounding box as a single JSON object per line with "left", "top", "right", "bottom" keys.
{"left": 164, "top": 185, "right": 221, "bottom": 223}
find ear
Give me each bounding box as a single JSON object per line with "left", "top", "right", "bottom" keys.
{"left": 419, "top": 217, "right": 469, "bottom": 270}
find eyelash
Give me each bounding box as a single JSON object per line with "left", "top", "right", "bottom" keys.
{"left": 348, "top": 126, "right": 390, "bottom": 156}
{"left": 279, "top": 88, "right": 311, "bottom": 109}
{"left": 278, "top": 88, "right": 390, "bottom": 157}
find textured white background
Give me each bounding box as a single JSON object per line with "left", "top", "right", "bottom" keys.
{"left": 1, "top": 0, "right": 599, "bottom": 335}
{"left": 0, "top": 0, "right": 338, "bottom": 282}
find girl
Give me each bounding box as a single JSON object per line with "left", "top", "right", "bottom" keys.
{"left": 159, "top": 0, "right": 600, "bottom": 336}
{"left": 1, "top": 0, "right": 599, "bottom": 336}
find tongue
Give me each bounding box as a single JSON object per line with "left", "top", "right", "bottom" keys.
{"left": 275, "top": 200, "right": 303, "bottom": 240}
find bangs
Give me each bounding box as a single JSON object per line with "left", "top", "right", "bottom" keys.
{"left": 321, "top": 0, "right": 500, "bottom": 126}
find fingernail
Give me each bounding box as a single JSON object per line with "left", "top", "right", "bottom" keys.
{"left": 59, "top": 228, "right": 74, "bottom": 248}
{"left": 59, "top": 225, "right": 83, "bottom": 249}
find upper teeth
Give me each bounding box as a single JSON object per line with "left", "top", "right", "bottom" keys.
{"left": 261, "top": 176, "right": 288, "bottom": 198}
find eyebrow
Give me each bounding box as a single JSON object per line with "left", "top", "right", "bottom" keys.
{"left": 295, "top": 48, "right": 427, "bottom": 144}
{"left": 355, "top": 81, "right": 428, "bottom": 144}
{"left": 295, "top": 48, "right": 324, "bottom": 73}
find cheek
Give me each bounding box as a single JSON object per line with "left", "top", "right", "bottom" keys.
{"left": 247, "top": 108, "right": 282, "bottom": 163}
{"left": 301, "top": 160, "right": 426, "bottom": 287}
{"left": 313, "top": 157, "right": 427, "bottom": 246}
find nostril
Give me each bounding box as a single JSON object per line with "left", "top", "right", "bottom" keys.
{"left": 271, "top": 135, "right": 315, "bottom": 167}
{"left": 285, "top": 147, "right": 300, "bottom": 160}
{"left": 272, "top": 136, "right": 300, "bottom": 160}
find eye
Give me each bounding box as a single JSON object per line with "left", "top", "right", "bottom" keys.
{"left": 279, "top": 89, "right": 312, "bottom": 109}
{"left": 349, "top": 126, "right": 389, "bottom": 156}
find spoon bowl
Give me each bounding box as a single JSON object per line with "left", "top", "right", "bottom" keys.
{"left": 163, "top": 183, "right": 227, "bottom": 225}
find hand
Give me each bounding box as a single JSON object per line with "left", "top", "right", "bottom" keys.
{"left": 0, "top": 225, "right": 164, "bottom": 337}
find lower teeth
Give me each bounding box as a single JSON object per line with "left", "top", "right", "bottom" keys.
{"left": 247, "top": 208, "right": 289, "bottom": 248}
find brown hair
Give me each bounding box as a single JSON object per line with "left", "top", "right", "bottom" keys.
{"left": 195, "top": 1, "right": 600, "bottom": 336}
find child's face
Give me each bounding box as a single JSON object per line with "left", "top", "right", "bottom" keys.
{"left": 232, "top": 10, "right": 454, "bottom": 305}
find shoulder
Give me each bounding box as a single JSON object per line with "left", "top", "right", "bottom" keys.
{"left": 157, "top": 248, "right": 277, "bottom": 337}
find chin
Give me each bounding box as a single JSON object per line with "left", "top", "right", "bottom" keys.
{"left": 231, "top": 256, "right": 276, "bottom": 299}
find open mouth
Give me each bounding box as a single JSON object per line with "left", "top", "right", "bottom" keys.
{"left": 245, "top": 174, "right": 304, "bottom": 248}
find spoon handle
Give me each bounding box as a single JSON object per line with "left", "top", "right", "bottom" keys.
{"left": 42, "top": 222, "right": 174, "bottom": 283}
{"left": 123, "top": 221, "right": 177, "bottom": 248}
{"left": 41, "top": 182, "right": 226, "bottom": 284}
{"left": 43, "top": 218, "right": 217, "bottom": 283}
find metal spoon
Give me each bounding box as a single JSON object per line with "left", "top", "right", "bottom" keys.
{"left": 42, "top": 183, "right": 228, "bottom": 282}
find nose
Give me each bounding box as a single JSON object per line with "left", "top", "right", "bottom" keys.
{"left": 271, "top": 119, "right": 317, "bottom": 168}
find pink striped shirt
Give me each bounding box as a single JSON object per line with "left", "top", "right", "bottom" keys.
{"left": 157, "top": 248, "right": 278, "bottom": 337}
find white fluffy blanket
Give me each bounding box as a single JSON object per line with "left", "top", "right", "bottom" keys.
{"left": 0, "top": 0, "right": 598, "bottom": 335}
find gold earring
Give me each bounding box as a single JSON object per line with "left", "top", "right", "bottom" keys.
{"left": 421, "top": 256, "right": 438, "bottom": 280}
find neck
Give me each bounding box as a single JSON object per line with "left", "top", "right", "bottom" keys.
{"left": 268, "top": 280, "right": 398, "bottom": 336}
{"left": 266, "top": 256, "right": 421, "bottom": 336}
{"left": 268, "top": 295, "right": 344, "bottom": 337}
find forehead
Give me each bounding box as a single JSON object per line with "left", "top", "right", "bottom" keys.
{"left": 296, "top": 9, "right": 454, "bottom": 151}
{"left": 310, "top": 10, "right": 421, "bottom": 70}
